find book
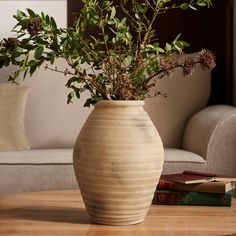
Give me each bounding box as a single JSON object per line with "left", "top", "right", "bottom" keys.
{"left": 161, "top": 171, "right": 236, "bottom": 184}
{"left": 152, "top": 190, "right": 232, "bottom": 206}
{"left": 157, "top": 179, "right": 235, "bottom": 194}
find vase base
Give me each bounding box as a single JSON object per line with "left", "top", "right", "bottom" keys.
{"left": 90, "top": 217, "right": 145, "bottom": 226}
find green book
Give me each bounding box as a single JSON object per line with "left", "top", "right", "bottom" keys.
{"left": 152, "top": 190, "right": 232, "bottom": 206}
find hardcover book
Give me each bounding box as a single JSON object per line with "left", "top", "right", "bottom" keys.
{"left": 161, "top": 171, "right": 236, "bottom": 184}
{"left": 157, "top": 179, "right": 235, "bottom": 194}
{"left": 152, "top": 190, "right": 232, "bottom": 206}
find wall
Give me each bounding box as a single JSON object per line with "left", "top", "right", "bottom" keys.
{"left": 0, "top": 0, "right": 67, "bottom": 39}
{"left": 0, "top": 0, "right": 67, "bottom": 80}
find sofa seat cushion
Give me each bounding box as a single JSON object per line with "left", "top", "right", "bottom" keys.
{"left": 0, "top": 149, "right": 73, "bottom": 164}
{"left": 163, "top": 148, "right": 206, "bottom": 174}
{"left": 0, "top": 149, "right": 77, "bottom": 194}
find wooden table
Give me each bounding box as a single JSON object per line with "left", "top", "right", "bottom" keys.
{"left": 0, "top": 190, "right": 236, "bottom": 236}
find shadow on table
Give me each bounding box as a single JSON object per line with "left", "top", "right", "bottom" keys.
{"left": 1, "top": 206, "right": 92, "bottom": 224}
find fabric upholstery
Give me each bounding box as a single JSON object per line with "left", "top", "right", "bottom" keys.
{"left": 144, "top": 65, "right": 211, "bottom": 148}
{"left": 0, "top": 148, "right": 206, "bottom": 194}
{"left": 0, "top": 83, "right": 30, "bottom": 151}
{"left": 0, "top": 148, "right": 73, "bottom": 164}
{"left": 0, "top": 149, "right": 77, "bottom": 194}
{"left": 20, "top": 59, "right": 92, "bottom": 149}
{"left": 183, "top": 105, "right": 236, "bottom": 176}
{"left": 162, "top": 148, "right": 206, "bottom": 174}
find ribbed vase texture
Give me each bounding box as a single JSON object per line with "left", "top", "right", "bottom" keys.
{"left": 73, "top": 101, "right": 164, "bottom": 225}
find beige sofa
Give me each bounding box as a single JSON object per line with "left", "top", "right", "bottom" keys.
{"left": 0, "top": 59, "right": 236, "bottom": 194}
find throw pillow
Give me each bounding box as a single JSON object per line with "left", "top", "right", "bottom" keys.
{"left": 0, "top": 83, "right": 30, "bottom": 151}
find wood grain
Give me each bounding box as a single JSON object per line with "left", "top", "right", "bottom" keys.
{"left": 0, "top": 190, "right": 235, "bottom": 236}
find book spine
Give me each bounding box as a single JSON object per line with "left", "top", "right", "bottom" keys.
{"left": 152, "top": 190, "right": 232, "bottom": 206}
{"left": 157, "top": 180, "right": 177, "bottom": 190}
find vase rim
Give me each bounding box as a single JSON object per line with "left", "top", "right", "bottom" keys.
{"left": 94, "top": 100, "right": 145, "bottom": 107}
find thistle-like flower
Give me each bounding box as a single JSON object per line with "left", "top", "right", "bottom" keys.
{"left": 27, "top": 18, "right": 42, "bottom": 36}
{"left": 159, "top": 58, "right": 174, "bottom": 75}
{"left": 3, "top": 37, "right": 21, "bottom": 51}
{"left": 183, "top": 56, "right": 195, "bottom": 76}
{"left": 199, "top": 49, "right": 216, "bottom": 70}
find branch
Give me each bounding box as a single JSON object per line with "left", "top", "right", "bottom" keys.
{"left": 44, "top": 64, "right": 76, "bottom": 76}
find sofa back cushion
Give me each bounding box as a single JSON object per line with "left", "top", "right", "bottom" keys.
{"left": 0, "top": 83, "right": 30, "bottom": 151}
{"left": 144, "top": 65, "right": 211, "bottom": 148}
{"left": 20, "top": 59, "right": 92, "bottom": 149}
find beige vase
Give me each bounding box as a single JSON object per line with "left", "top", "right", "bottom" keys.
{"left": 73, "top": 100, "right": 164, "bottom": 225}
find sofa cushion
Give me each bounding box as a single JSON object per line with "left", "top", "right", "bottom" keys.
{"left": 144, "top": 65, "right": 211, "bottom": 148}
{"left": 162, "top": 148, "right": 206, "bottom": 174}
{"left": 0, "top": 83, "right": 30, "bottom": 151}
{"left": 21, "top": 60, "right": 92, "bottom": 149}
{"left": 0, "top": 148, "right": 73, "bottom": 164}
{"left": 0, "top": 149, "right": 77, "bottom": 194}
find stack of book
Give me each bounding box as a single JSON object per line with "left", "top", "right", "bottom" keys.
{"left": 152, "top": 171, "right": 236, "bottom": 206}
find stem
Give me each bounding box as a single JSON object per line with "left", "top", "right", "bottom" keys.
{"left": 141, "top": 3, "right": 159, "bottom": 47}
{"left": 99, "top": 8, "right": 110, "bottom": 57}
{"left": 44, "top": 65, "right": 76, "bottom": 76}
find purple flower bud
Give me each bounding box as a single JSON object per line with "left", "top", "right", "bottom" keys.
{"left": 199, "top": 49, "right": 216, "bottom": 70}
{"left": 3, "top": 37, "right": 21, "bottom": 51}
{"left": 27, "top": 18, "right": 42, "bottom": 36}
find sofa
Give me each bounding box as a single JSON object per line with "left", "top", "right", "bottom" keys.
{"left": 0, "top": 58, "right": 236, "bottom": 194}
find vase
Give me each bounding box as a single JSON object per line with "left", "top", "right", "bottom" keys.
{"left": 73, "top": 100, "right": 164, "bottom": 225}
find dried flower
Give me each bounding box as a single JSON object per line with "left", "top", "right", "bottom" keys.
{"left": 199, "top": 49, "right": 216, "bottom": 70}
{"left": 183, "top": 56, "right": 195, "bottom": 76}
{"left": 159, "top": 58, "right": 174, "bottom": 75}
{"left": 27, "top": 18, "right": 42, "bottom": 36}
{"left": 114, "top": 75, "right": 137, "bottom": 100}
{"left": 3, "top": 37, "right": 21, "bottom": 51}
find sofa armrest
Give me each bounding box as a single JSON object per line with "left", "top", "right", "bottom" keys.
{"left": 182, "top": 105, "right": 236, "bottom": 175}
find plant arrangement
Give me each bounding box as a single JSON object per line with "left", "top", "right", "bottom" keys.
{"left": 0, "top": 0, "right": 215, "bottom": 107}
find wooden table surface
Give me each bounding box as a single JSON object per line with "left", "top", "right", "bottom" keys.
{"left": 0, "top": 190, "right": 236, "bottom": 236}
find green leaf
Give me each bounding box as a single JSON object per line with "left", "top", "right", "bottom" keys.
{"left": 34, "top": 45, "right": 44, "bottom": 59}
{"left": 45, "top": 15, "right": 50, "bottom": 24}
{"left": 155, "top": 47, "right": 165, "bottom": 53}
{"left": 84, "top": 98, "right": 92, "bottom": 107}
{"left": 110, "top": 6, "right": 116, "bottom": 20}
{"left": 197, "top": 0, "right": 207, "bottom": 6}
{"left": 165, "top": 43, "right": 172, "bottom": 51}
{"left": 180, "top": 3, "right": 189, "bottom": 10}
{"left": 124, "top": 55, "right": 132, "bottom": 66}
{"left": 16, "top": 10, "right": 26, "bottom": 19}
{"left": 30, "top": 64, "right": 37, "bottom": 75}
{"left": 75, "top": 88, "right": 81, "bottom": 99}
{"left": 28, "top": 60, "right": 37, "bottom": 67}
{"left": 179, "top": 40, "right": 190, "bottom": 47}
{"left": 173, "top": 33, "right": 181, "bottom": 44}
{"left": 26, "top": 8, "right": 36, "bottom": 17}
{"left": 51, "top": 16, "right": 57, "bottom": 29}
{"left": 67, "top": 91, "right": 75, "bottom": 104}
{"left": 65, "top": 76, "right": 80, "bottom": 87}
{"left": 104, "top": 34, "right": 109, "bottom": 42}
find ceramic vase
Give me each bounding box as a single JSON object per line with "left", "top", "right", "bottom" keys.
{"left": 73, "top": 100, "right": 164, "bottom": 225}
